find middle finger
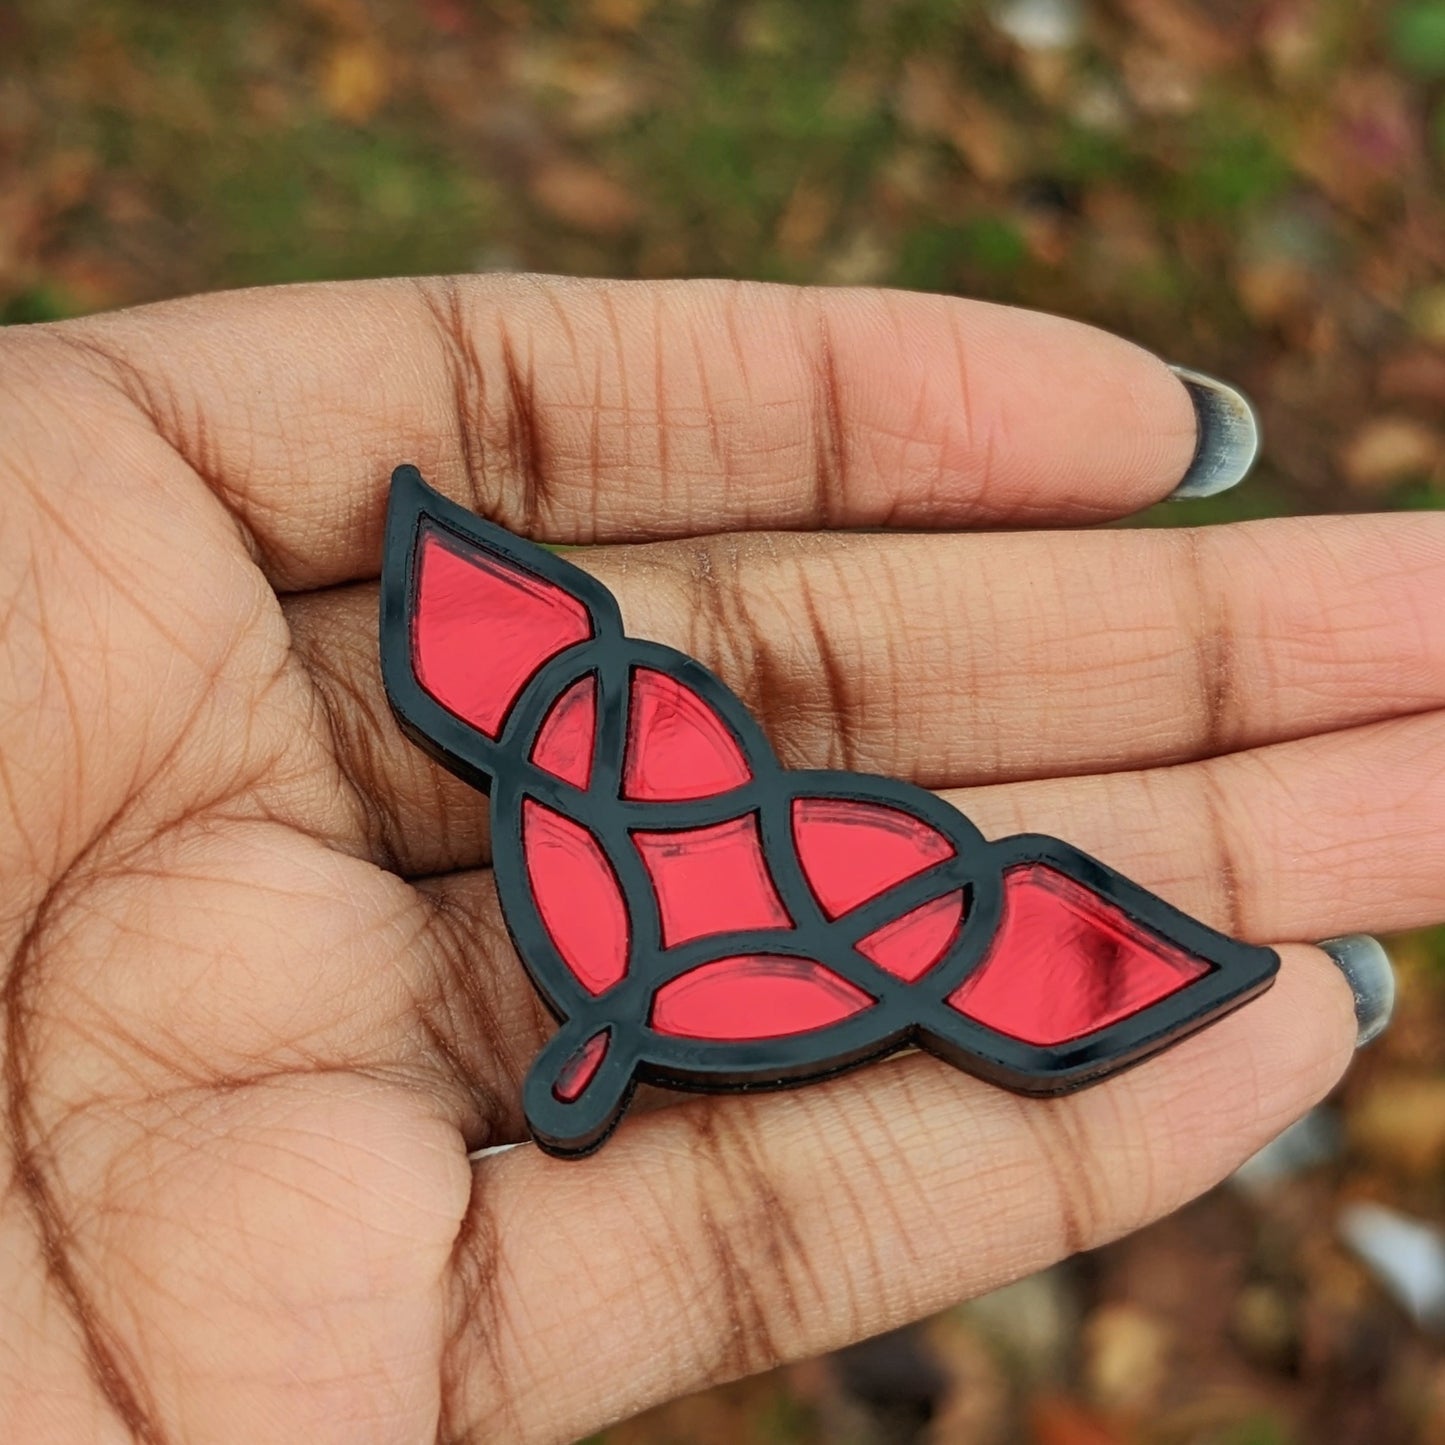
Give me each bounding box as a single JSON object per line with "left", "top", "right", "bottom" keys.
{"left": 283, "top": 512, "right": 1445, "bottom": 875}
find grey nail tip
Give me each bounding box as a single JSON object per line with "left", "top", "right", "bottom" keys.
{"left": 1317, "top": 935, "right": 1397, "bottom": 1049}
{"left": 1166, "top": 364, "right": 1261, "bottom": 500}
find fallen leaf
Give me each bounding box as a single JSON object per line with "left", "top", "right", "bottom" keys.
{"left": 1114, "top": 0, "right": 1245, "bottom": 68}
{"left": 1349, "top": 1074, "right": 1445, "bottom": 1173}
{"left": 1379, "top": 347, "right": 1445, "bottom": 407}
{"left": 1120, "top": 45, "right": 1201, "bottom": 115}
{"left": 1259, "top": 0, "right": 1328, "bottom": 82}
{"left": 1082, "top": 1304, "right": 1170, "bottom": 1415}
{"left": 589, "top": 0, "right": 654, "bottom": 31}
{"left": 775, "top": 179, "right": 835, "bottom": 262}
{"left": 1408, "top": 283, "right": 1445, "bottom": 343}
{"left": 896, "top": 59, "right": 1023, "bottom": 182}
{"left": 1028, "top": 1395, "right": 1129, "bottom": 1445}
{"left": 318, "top": 40, "right": 391, "bottom": 124}
{"left": 922, "top": 1311, "right": 1010, "bottom": 1445}
{"left": 1231, "top": 1282, "right": 1300, "bottom": 1371}
{"left": 529, "top": 157, "right": 640, "bottom": 235}
{"left": 1340, "top": 416, "right": 1443, "bottom": 491}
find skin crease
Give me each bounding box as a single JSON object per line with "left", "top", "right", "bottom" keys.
{"left": 2, "top": 274, "right": 1442, "bottom": 1443}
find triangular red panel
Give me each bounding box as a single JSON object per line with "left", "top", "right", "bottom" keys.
{"left": 413, "top": 528, "right": 591, "bottom": 738}
{"left": 855, "top": 891, "right": 965, "bottom": 983}
{"left": 792, "top": 797, "right": 955, "bottom": 919}
{"left": 531, "top": 674, "right": 597, "bottom": 789}
{"left": 623, "top": 667, "right": 752, "bottom": 800}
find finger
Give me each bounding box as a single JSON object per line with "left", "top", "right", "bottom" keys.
{"left": 946, "top": 707, "right": 1445, "bottom": 945}
{"left": 54, "top": 277, "right": 1200, "bottom": 588}
{"left": 416, "top": 707, "right": 1445, "bottom": 1136}
{"left": 283, "top": 513, "right": 1445, "bottom": 876}
{"left": 438, "top": 945, "right": 1354, "bottom": 1440}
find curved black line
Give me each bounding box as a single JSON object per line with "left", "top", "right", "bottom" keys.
{"left": 381, "top": 467, "right": 1282, "bottom": 1158}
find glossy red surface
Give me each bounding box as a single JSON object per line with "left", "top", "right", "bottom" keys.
{"left": 413, "top": 528, "right": 591, "bottom": 737}
{"left": 632, "top": 814, "right": 791, "bottom": 947}
{"left": 793, "top": 797, "right": 956, "bottom": 918}
{"left": 948, "top": 864, "right": 1211, "bottom": 1044}
{"left": 855, "top": 890, "right": 965, "bottom": 983}
{"left": 552, "top": 1029, "right": 611, "bottom": 1103}
{"left": 530, "top": 674, "right": 597, "bottom": 789}
{"left": 523, "top": 800, "right": 629, "bottom": 995}
{"left": 623, "top": 667, "right": 752, "bottom": 800}
{"left": 651, "top": 956, "right": 873, "bottom": 1040}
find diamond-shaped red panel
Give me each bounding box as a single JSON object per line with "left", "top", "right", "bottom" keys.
{"left": 632, "top": 814, "right": 791, "bottom": 948}
{"left": 948, "top": 864, "right": 1211, "bottom": 1045}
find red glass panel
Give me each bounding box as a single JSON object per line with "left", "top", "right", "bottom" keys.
{"left": 552, "top": 1029, "right": 611, "bottom": 1103}
{"left": 413, "top": 528, "right": 591, "bottom": 737}
{"left": 651, "top": 956, "right": 873, "bottom": 1040}
{"left": 523, "top": 800, "right": 628, "bottom": 995}
{"left": 623, "top": 667, "right": 752, "bottom": 800}
{"left": 792, "top": 797, "right": 955, "bottom": 919}
{"left": 632, "top": 814, "right": 791, "bottom": 948}
{"left": 855, "top": 890, "right": 965, "bottom": 983}
{"left": 948, "top": 864, "right": 1211, "bottom": 1045}
{"left": 530, "top": 674, "right": 596, "bottom": 789}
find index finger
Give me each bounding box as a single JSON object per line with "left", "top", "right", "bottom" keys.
{"left": 52, "top": 276, "right": 1202, "bottom": 590}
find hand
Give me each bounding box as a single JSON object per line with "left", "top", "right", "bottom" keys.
{"left": 0, "top": 278, "right": 1427, "bottom": 1444}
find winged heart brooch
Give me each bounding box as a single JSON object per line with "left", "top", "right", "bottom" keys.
{"left": 380, "top": 466, "right": 1278, "bottom": 1157}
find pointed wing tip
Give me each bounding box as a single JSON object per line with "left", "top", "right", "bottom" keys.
{"left": 387, "top": 462, "right": 435, "bottom": 514}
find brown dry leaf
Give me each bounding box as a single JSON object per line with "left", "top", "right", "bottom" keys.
{"left": 1259, "top": 0, "right": 1327, "bottom": 83}
{"left": 896, "top": 59, "right": 1022, "bottom": 182}
{"left": 1028, "top": 1396, "right": 1130, "bottom": 1445}
{"left": 318, "top": 39, "right": 391, "bottom": 124}
{"left": 1408, "top": 285, "right": 1445, "bottom": 345}
{"left": 1339, "top": 416, "right": 1443, "bottom": 492}
{"left": 1422, "top": 1359, "right": 1445, "bottom": 1445}
{"left": 1235, "top": 255, "right": 1319, "bottom": 326}
{"left": 897, "top": 57, "right": 954, "bottom": 137}
{"left": 1349, "top": 1074, "right": 1445, "bottom": 1174}
{"left": 1120, "top": 45, "right": 1201, "bottom": 115}
{"left": 1230, "top": 1282, "right": 1299, "bottom": 1371}
{"left": 1292, "top": 70, "right": 1419, "bottom": 216}
{"left": 1378, "top": 348, "right": 1445, "bottom": 408}
{"left": 589, "top": 0, "right": 654, "bottom": 31}
{"left": 775, "top": 179, "right": 835, "bottom": 263}
{"left": 820, "top": 228, "right": 893, "bottom": 286}
{"left": 950, "top": 95, "right": 1023, "bottom": 184}
{"left": 1081, "top": 1304, "right": 1170, "bottom": 1415}
{"left": 1114, "top": 0, "right": 1244, "bottom": 69}
{"left": 529, "top": 156, "right": 641, "bottom": 235}
{"left": 922, "top": 1312, "right": 1010, "bottom": 1445}
{"left": 0, "top": 185, "right": 43, "bottom": 283}
{"left": 551, "top": 55, "right": 651, "bottom": 135}
{"left": 40, "top": 249, "right": 137, "bottom": 313}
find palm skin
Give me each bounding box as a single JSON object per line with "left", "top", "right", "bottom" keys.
{"left": 2, "top": 277, "right": 1439, "bottom": 1444}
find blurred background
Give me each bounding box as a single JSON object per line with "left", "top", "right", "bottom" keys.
{"left": 2, "top": 1, "right": 1443, "bottom": 1441}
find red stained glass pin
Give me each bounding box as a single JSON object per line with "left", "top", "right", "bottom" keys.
{"left": 380, "top": 467, "right": 1278, "bottom": 1158}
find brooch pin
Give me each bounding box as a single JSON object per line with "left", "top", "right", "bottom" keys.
{"left": 380, "top": 466, "right": 1278, "bottom": 1157}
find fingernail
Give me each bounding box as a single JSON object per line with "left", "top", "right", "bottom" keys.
{"left": 1317, "top": 935, "right": 1396, "bottom": 1048}
{"left": 1167, "top": 365, "right": 1261, "bottom": 499}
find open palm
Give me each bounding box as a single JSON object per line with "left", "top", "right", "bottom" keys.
{"left": 2, "top": 278, "right": 1434, "bottom": 1444}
